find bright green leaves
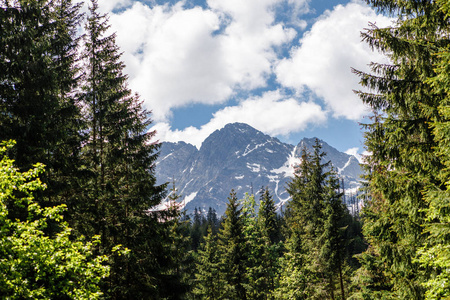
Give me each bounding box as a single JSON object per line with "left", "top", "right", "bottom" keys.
{"left": 0, "top": 141, "right": 109, "bottom": 299}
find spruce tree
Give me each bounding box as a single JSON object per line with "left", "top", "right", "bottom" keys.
{"left": 416, "top": 1, "right": 450, "bottom": 298}
{"left": 241, "top": 192, "right": 265, "bottom": 299}
{"left": 206, "top": 207, "right": 219, "bottom": 235}
{"left": 191, "top": 207, "right": 203, "bottom": 251}
{"left": 217, "top": 190, "right": 247, "bottom": 299}
{"left": 0, "top": 0, "right": 84, "bottom": 210}
{"left": 277, "top": 144, "right": 319, "bottom": 298}
{"left": 258, "top": 187, "right": 281, "bottom": 244}
{"left": 274, "top": 230, "right": 309, "bottom": 300}
{"left": 193, "top": 226, "right": 223, "bottom": 299}
{"left": 320, "top": 170, "right": 347, "bottom": 300}
{"left": 351, "top": 0, "right": 448, "bottom": 298}
{"left": 81, "top": 0, "right": 166, "bottom": 297}
{"left": 292, "top": 141, "right": 329, "bottom": 296}
{"left": 256, "top": 187, "right": 281, "bottom": 299}
{"left": 279, "top": 139, "right": 350, "bottom": 299}
{"left": 159, "top": 181, "right": 193, "bottom": 299}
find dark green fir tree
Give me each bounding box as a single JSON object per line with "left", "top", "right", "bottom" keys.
{"left": 159, "top": 181, "right": 194, "bottom": 299}
{"left": 255, "top": 187, "right": 282, "bottom": 299}
{"left": 278, "top": 140, "right": 351, "bottom": 299}
{"left": 319, "top": 169, "right": 347, "bottom": 300}
{"left": 0, "top": 0, "right": 84, "bottom": 211}
{"left": 415, "top": 1, "right": 450, "bottom": 298}
{"left": 191, "top": 207, "right": 204, "bottom": 251}
{"left": 81, "top": 0, "right": 166, "bottom": 297}
{"left": 241, "top": 192, "right": 265, "bottom": 299}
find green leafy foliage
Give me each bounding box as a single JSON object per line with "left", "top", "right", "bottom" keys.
{"left": 0, "top": 141, "right": 109, "bottom": 299}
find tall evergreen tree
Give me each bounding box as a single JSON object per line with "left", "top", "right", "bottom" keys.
{"left": 206, "top": 207, "right": 219, "bottom": 235}
{"left": 159, "top": 181, "right": 193, "bottom": 299}
{"left": 191, "top": 207, "right": 204, "bottom": 251}
{"left": 320, "top": 171, "right": 347, "bottom": 300}
{"left": 258, "top": 187, "right": 281, "bottom": 244}
{"left": 81, "top": 1, "right": 165, "bottom": 297}
{"left": 0, "top": 0, "right": 84, "bottom": 209}
{"left": 274, "top": 230, "right": 310, "bottom": 300}
{"left": 415, "top": 1, "right": 450, "bottom": 298}
{"left": 217, "top": 190, "right": 247, "bottom": 299}
{"left": 351, "top": 1, "right": 448, "bottom": 298}
{"left": 193, "top": 226, "right": 223, "bottom": 300}
{"left": 279, "top": 140, "right": 350, "bottom": 299}
{"left": 256, "top": 187, "right": 281, "bottom": 299}
{"left": 241, "top": 192, "right": 266, "bottom": 299}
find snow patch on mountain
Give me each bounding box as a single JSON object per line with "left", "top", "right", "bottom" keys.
{"left": 243, "top": 142, "right": 268, "bottom": 157}
{"left": 271, "top": 146, "right": 301, "bottom": 177}
{"left": 338, "top": 156, "right": 353, "bottom": 174}
{"left": 183, "top": 192, "right": 197, "bottom": 205}
{"left": 155, "top": 152, "right": 173, "bottom": 165}
{"left": 247, "top": 163, "right": 261, "bottom": 173}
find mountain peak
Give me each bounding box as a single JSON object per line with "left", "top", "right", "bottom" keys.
{"left": 223, "top": 122, "right": 258, "bottom": 133}
{"left": 200, "top": 123, "right": 268, "bottom": 152}
{"left": 298, "top": 137, "right": 321, "bottom": 147}
{"left": 218, "top": 122, "right": 262, "bottom": 138}
{"left": 155, "top": 122, "right": 362, "bottom": 215}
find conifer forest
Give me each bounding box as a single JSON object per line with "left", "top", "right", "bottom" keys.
{"left": 2, "top": 0, "right": 450, "bottom": 299}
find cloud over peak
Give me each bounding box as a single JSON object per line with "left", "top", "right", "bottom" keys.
{"left": 153, "top": 90, "right": 326, "bottom": 149}
{"left": 96, "top": 0, "right": 392, "bottom": 150}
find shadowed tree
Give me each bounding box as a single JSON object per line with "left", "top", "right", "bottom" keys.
{"left": 81, "top": 1, "right": 166, "bottom": 297}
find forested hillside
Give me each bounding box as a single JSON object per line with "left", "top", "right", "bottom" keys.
{"left": 2, "top": 0, "right": 450, "bottom": 299}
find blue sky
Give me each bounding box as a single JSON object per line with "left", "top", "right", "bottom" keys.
{"left": 95, "top": 0, "right": 392, "bottom": 157}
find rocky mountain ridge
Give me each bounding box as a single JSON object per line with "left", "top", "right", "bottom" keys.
{"left": 155, "top": 123, "right": 362, "bottom": 216}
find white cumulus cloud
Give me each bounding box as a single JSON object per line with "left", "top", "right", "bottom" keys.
{"left": 106, "top": 0, "right": 297, "bottom": 121}
{"left": 275, "top": 0, "right": 393, "bottom": 120}
{"left": 152, "top": 90, "right": 326, "bottom": 148}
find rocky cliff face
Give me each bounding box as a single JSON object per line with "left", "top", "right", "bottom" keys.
{"left": 155, "top": 123, "right": 362, "bottom": 216}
